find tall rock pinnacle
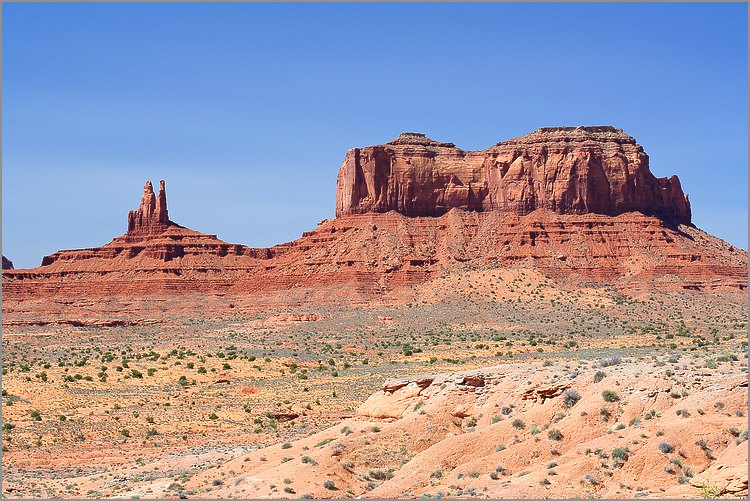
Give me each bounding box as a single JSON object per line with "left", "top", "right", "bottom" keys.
{"left": 127, "top": 180, "right": 172, "bottom": 235}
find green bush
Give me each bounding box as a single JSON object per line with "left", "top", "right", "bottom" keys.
{"left": 547, "top": 429, "right": 563, "bottom": 441}
{"left": 602, "top": 390, "right": 619, "bottom": 402}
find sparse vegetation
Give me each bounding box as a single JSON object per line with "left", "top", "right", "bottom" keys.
{"left": 602, "top": 389, "right": 619, "bottom": 402}
{"left": 658, "top": 442, "right": 674, "bottom": 453}
{"left": 562, "top": 388, "right": 581, "bottom": 407}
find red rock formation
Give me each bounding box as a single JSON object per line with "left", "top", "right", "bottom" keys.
{"left": 2, "top": 208, "right": 746, "bottom": 303}
{"left": 127, "top": 180, "right": 171, "bottom": 235}
{"left": 2, "top": 256, "right": 13, "bottom": 270}
{"left": 1, "top": 128, "right": 745, "bottom": 308}
{"left": 336, "top": 127, "right": 691, "bottom": 224}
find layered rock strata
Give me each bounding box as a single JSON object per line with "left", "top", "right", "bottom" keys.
{"left": 2, "top": 128, "right": 745, "bottom": 303}
{"left": 336, "top": 127, "right": 691, "bottom": 223}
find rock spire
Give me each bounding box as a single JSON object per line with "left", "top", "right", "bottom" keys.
{"left": 127, "top": 180, "right": 171, "bottom": 235}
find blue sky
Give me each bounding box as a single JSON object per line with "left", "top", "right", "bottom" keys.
{"left": 3, "top": 2, "right": 747, "bottom": 268}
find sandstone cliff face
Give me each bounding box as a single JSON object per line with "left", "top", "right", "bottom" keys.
{"left": 2, "top": 256, "right": 13, "bottom": 270}
{"left": 336, "top": 127, "right": 692, "bottom": 224}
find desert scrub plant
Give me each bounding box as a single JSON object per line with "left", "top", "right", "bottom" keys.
{"left": 611, "top": 447, "right": 629, "bottom": 463}
{"left": 598, "top": 355, "right": 621, "bottom": 367}
{"left": 547, "top": 429, "right": 563, "bottom": 441}
{"left": 600, "top": 407, "right": 612, "bottom": 421}
{"left": 323, "top": 480, "right": 336, "bottom": 490}
{"left": 511, "top": 418, "right": 525, "bottom": 429}
{"left": 315, "top": 438, "right": 334, "bottom": 448}
{"left": 736, "top": 430, "right": 748, "bottom": 445}
{"left": 562, "top": 388, "right": 581, "bottom": 408}
{"left": 582, "top": 474, "right": 598, "bottom": 485}
{"left": 368, "top": 469, "right": 387, "bottom": 480}
{"left": 593, "top": 371, "right": 606, "bottom": 383}
{"left": 695, "top": 439, "right": 715, "bottom": 459}
{"left": 602, "top": 390, "right": 619, "bottom": 402}
{"left": 658, "top": 442, "right": 674, "bottom": 453}
{"left": 301, "top": 456, "right": 317, "bottom": 465}
{"left": 495, "top": 443, "right": 506, "bottom": 452}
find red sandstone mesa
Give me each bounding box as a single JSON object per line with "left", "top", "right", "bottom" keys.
{"left": 1, "top": 127, "right": 746, "bottom": 303}
{"left": 336, "top": 127, "right": 691, "bottom": 223}
{"left": 2, "top": 256, "right": 13, "bottom": 270}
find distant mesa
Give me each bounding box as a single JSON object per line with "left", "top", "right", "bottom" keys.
{"left": 35, "top": 179, "right": 266, "bottom": 269}
{"left": 1, "top": 126, "right": 745, "bottom": 301}
{"left": 336, "top": 126, "right": 691, "bottom": 223}
{"left": 2, "top": 255, "right": 13, "bottom": 270}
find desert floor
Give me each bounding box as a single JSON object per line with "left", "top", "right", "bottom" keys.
{"left": 2, "top": 268, "right": 747, "bottom": 498}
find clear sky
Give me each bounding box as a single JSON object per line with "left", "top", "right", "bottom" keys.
{"left": 3, "top": 2, "right": 747, "bottom": 269}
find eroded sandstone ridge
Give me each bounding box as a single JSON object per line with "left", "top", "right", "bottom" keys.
{"left": 336, "top": 127, "right": 691, "bottom": 223}
{"left": 2, "top": 256, "right": 14, "bottom": 270}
